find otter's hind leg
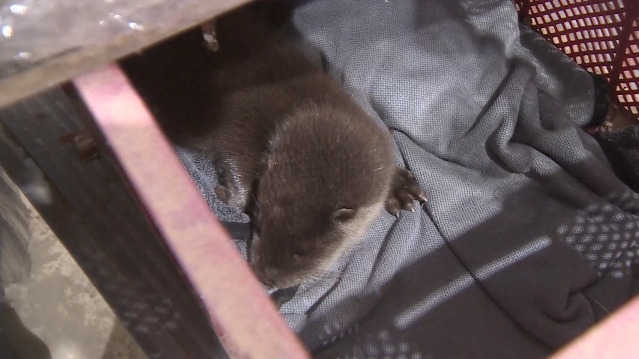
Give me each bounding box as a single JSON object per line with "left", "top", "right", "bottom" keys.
{"left": 213, "top": 153, "right": 254, "bottom": 211}
{"left": 385, "top": 166, "right": 427, "bottom": 218}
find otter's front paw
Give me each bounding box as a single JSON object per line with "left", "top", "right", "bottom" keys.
{"left": 385, "top": 167, "right": 427, "bottom": 218}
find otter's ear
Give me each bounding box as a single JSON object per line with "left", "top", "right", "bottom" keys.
{"left": 333, "top": 208, "right": 357, "bottom": 222}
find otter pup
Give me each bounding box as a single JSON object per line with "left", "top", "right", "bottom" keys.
{"left": 121, "top": 3, "right": 426, "bottom": 289}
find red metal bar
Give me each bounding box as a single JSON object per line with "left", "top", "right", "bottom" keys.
{"left": 72, "top": 64, "right": 310, "bottom": 359}
{"left": 518, "top": 0, "right": 639, "bottom": 118}
{"left": 607, "top": 0, "right": 637, "bottom": 94}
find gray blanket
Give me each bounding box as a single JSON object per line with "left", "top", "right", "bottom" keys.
{"left": 176, "top": 0, "right": 639, "bottom": 357}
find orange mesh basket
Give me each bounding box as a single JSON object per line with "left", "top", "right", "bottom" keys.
{"left": 516, "top": 0, "right": 639, "bottom": 119}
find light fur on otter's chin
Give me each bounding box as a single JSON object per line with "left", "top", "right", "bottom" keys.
{"left": 255, "top": 195, "right": 389, "bottom": 289}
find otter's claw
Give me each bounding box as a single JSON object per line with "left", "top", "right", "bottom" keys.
{"left": 385, "top": 167, "right": 427, "bottom": 217}
{"left": 214, "top": 184, "right": 230, "bottom": 204}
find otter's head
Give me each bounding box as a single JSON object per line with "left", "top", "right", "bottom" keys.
{"left": 249, "top": 106, "right": 394, "bottom": 288}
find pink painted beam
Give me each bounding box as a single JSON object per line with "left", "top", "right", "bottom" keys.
{"left": 73, "top": 64, "right": 310, "bottom": 359}
{"left": 551, "top": 295, "right": 639, "bottom": 359}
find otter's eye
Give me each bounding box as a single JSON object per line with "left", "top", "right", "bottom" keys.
{"left": 292, "top": 249, "right": 307, "bottom": 261}
{"left": 333, "top": 207, "right": 357, "bottom": 222}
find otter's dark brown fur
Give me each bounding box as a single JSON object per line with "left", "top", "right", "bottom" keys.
{"left": 121, "top": 3, "right": 425, "bottom": 289}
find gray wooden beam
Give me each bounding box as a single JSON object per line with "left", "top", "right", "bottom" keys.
{"left": 0, "top": 0, "right": 249, "bottom": 109}
{"left": 0, "top": 87, "right": 228, "bottom": 359}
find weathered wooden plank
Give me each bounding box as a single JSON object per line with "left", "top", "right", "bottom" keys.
{"left": 0, "top": 0, "right": 250, "bottom": 109}
{"left": 0, "top": 167, "right": 31, "bottom": 286}
{"left": 0, "top": 87, "right": 228, "bottom": 358}
{"left": 0, "top": 120, "right": 190, "bottom": 359}
{"left": 73, "top": 64, "right": 311, "bottom": 358}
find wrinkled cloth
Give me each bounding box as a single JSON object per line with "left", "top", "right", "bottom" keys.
{"left": 594, "top": 126, "right": 639, "bottom": 193}
{"left": 176, "top": 1, "right": 639, "bottom": 357}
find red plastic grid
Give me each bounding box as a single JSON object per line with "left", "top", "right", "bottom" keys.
{"left": 516, "top": 0, "right": 639, "bottom": 118}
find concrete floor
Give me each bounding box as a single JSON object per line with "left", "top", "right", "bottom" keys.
{"left": 0, "top": 168, "right": 147, "bottom": 359}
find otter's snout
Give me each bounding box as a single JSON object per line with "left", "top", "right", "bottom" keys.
{"left": 252, "top": 259, "right": 282, "bottom": 288}
{"left": 249, "top": 237, "right": 276, "bottom": 287}
{"left": 249, "top": 237, "right": 298, "bottom": 288}
{"left": 254, "top": 266, "right": 281, "bottom": 288}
